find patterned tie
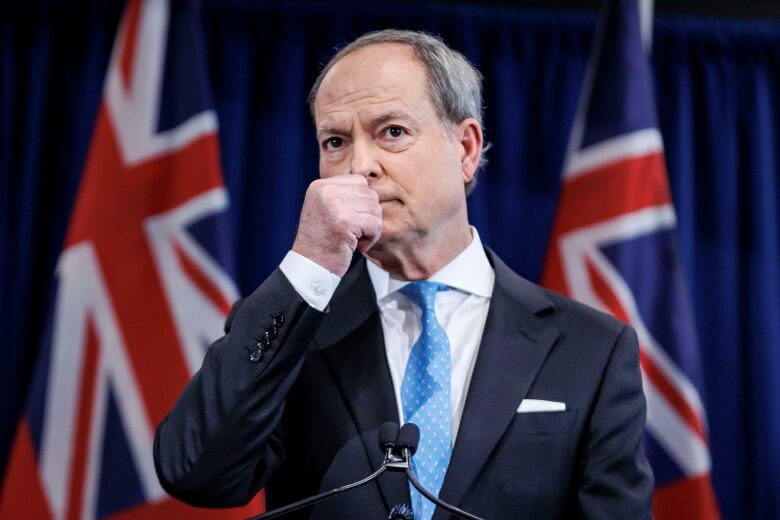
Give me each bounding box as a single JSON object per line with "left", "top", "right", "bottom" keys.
{"left": 399, "top": 281, "right": 452, "bottom": 520}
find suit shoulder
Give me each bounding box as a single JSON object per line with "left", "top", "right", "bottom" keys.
{"left": 542, "top": 287, "right": 628, "bottom": 337}
{"left": 486, "top": 247, "right": 629, "bottom": 340}
{"left": 538, "top": 287, "right": 639, "bottom": 373}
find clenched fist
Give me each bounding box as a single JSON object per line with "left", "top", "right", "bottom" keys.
{"left": 292, "top": 174, "right": 383, "bottom": 277}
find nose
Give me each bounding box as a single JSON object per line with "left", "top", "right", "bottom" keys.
{"left": 349, "top": 137, "right": 380, "bottom": 179}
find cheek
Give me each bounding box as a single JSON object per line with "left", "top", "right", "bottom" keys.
{"left": 383, "top": 138, "right": 462, "bottom": 199}
{"left": 420, "top": 135, "right": 463, "bottom": 177}
{"left": 319, "top": 156, "right": 342, "bottom": 178}
{"left": 417, "top": 152, "right": 464, "bottom": 196}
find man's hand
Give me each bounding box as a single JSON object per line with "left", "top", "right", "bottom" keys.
{"left": 292, "top": 175, "right": 383, "bottom": 277}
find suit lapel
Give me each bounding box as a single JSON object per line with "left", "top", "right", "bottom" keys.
{"left": 314, "top": 259, "right": 409, "bottom": 511}
{"left": 435, "top": 251, "right": 560, "bottom": 516}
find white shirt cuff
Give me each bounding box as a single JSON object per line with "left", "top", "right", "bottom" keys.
{"left": 279, "top": 250, "right": 341, "bottom": 311}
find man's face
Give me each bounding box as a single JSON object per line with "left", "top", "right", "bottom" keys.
{"left": 314, "top": 43, "right": 473, "bottom": 247}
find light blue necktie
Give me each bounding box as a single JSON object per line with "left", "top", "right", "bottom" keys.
{"left": 400, "top": 281, "right": 452, "bottom": 520}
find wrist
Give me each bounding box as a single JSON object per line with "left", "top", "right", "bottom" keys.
{"left": 292, "top": 241, "right": 350, "bottom": 277}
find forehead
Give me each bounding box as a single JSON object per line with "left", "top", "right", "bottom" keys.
{"left": 314, "top": 43, "right": 436, "bottom": 125}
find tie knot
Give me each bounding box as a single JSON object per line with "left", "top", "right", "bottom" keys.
{"left": 399, "top": 281, "right": 449, "bottom": 313}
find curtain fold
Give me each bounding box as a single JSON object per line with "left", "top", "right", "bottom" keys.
{"left": 2, "top": 2, "right": 778, "bottom": 517}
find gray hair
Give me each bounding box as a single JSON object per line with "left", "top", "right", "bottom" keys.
{"left": 308, "top": 29, "right": 488, "bottom": 194}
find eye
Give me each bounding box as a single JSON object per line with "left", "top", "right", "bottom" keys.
{"left": 383, "top": 126, "right": 405, "bottom": 139}
{"left": 323, "top": 136, "right": 344, "bottom": 150}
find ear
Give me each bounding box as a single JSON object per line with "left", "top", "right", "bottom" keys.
{"left": 454, "top": 118, "right": 484, "bottom": 184}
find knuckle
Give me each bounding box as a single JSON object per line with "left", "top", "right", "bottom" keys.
{"left": 320, "top": 184, "right": 342, "bottom": 203}
{"left": 307, "top": 180, "right": 327, "bottom": 200}
{"left": 334, "top": 212, "right": 351, "bottom": 230}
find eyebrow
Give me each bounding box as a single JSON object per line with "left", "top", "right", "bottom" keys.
{"left": 370, "top": 111, "right": 415, "bottom": 128}
{"left": 316, "top": 126, "right": 346, "bottom": 139}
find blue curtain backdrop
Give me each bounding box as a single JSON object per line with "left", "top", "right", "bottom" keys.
{"left": 2, "top": 1, "right": 779, "bottom": 518}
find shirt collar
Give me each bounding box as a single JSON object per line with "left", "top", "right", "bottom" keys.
{"left": 366, "top": 226, "right": 494, "bottom": 301}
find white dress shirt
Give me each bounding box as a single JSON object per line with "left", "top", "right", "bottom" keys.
{"left": 279, "top": 227, "right": 495, "bottom": 442}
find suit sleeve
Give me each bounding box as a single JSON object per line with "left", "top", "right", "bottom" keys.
{"left": 577, "top": 324, "right": 654, "bottom": 519}
{"left": 153, "top": 268, "right": 326, "bottom": 507}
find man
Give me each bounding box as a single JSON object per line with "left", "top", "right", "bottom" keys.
{"left": 154, "top": 30, "right": 653, "bottom": 519}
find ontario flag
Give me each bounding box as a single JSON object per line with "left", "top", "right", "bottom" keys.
{"left": 541, "top": 0, "right": 720, "bottom": 518}
{"left": 0, "top": 1, "right": 263, "bottom": 518}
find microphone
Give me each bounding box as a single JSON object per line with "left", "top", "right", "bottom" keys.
{"left": 394, "top": 422, "right": 419, "bottom": 459}
{"left": 379, "top": 421, "right": 400, "bottom": 461}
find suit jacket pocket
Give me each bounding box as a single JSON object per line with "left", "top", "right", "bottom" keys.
{"left": 512, "top": 408, "right": 578, "bottom": 435}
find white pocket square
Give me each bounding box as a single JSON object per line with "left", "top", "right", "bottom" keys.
{"left": 517, "top": 399, "right": 566, "bottom": 413}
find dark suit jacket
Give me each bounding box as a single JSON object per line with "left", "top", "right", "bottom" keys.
{"left": 154, "top": 249, "right": 653, "bottom": 519}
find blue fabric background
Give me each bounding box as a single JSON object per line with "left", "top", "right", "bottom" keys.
{"left": 1, "top": 1, "right": 779, "bottom": 518}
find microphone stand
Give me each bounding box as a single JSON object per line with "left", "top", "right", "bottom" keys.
{"left": 386, "top": 448, "right": 485, "bottom": 520}
{"left": 246, "top": 426, "right": 486, "bottom": 520}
